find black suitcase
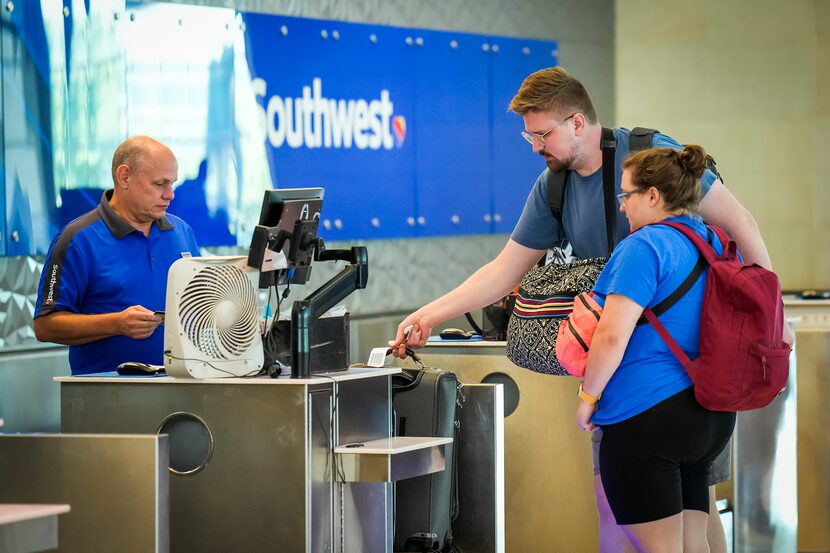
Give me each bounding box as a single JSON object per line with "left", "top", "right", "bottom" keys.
{"left": 392, "top": 360, "right": 463, "bottom": 553}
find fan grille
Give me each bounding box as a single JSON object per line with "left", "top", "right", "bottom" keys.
{"left": 178, "top": 264, "right": 259, "bottom": 360}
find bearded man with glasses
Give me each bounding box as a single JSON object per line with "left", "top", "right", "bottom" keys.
{"left": 391, "top": 66, "right": 789, "bottom": 553}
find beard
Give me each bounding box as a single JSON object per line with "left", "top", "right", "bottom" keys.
{"left": 541, "top": 151, "right": 569, "bottom": 174}
{"left": 541, "top": 141, "right": 578, "bottom": 174}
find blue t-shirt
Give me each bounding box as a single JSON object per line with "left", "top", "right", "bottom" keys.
{"left": 34, "top": 190, "right": 201, "bottom": 375}
{"left": 510, "top": 128, "right": 718, "bottom": 258}
{"left": 588, "top": 215, "right": 724, "bottom": 425}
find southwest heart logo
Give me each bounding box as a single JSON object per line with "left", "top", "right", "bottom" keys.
{"left": 392, "top": 116, "right": 407, "bottom": 147}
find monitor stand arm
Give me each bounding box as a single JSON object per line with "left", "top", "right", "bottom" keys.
{"left": 289, "top": 244, "right": 368, "bottom": 378}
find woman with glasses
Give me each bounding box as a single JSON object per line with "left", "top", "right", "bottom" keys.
{"left": 575, "top": 145, "right": 736, "bottom": 553}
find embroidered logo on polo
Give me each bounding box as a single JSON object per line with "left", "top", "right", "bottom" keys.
{"left": 45, "top": 264, "right": 59, "bottom": 304}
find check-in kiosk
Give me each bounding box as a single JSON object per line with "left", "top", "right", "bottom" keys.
{"left": 59, "top": 368, "right": 453, "bottom": 553}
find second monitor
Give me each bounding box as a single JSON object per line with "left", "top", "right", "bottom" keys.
{"left": 247, "top": 187, "right": 324, "bottom": 287}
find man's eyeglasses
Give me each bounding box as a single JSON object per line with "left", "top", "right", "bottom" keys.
{"left": 520, "top": 114, "right": 576, "bottom": 147}
{"left": 616, "top": 189, "right": 648, "bottom": 207}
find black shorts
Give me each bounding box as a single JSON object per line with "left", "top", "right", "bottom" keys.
{"left": 599, "top": 387, "right": 736, "bottom": 525}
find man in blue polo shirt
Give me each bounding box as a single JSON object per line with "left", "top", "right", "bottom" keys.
{"left": 34, "top": 135, "right": 200, "bottom": 375}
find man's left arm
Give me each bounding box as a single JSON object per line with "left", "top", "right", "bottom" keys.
{"left": 653, "top": 132, "right": 772, "bottom": 269}
{"left": 699, "top": 179, "right": 794, "bottom": 345}
{"left": 653, "top": 133, "right": 771, "bottom": 267}
{"left": 699, "top": 179, "right": 771, "bottom": 269}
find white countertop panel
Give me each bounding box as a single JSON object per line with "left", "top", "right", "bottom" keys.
{"left": 0, "top": 504, "right": 70, "bottom": 526}
{"left": 55, "top": 366, "right": 401, "bottom": 385}
{"left": 783, "top": 294, "right": 830, "bottom": 306}
{"left": 334, "top": 436, "right": 453, "bottom": 455}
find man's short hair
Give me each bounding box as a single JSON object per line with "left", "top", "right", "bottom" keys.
{"left": 111, "top": 136, "right": 157, "bottom": 184}
{"left": 509, "top": 67, "right": 598, "bottom": 123}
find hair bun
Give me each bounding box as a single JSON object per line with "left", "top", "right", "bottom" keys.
{"left": 677, "top": 144, "right": 707, "bottom": 179}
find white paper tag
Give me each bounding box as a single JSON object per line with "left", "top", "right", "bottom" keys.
{"left": 367, "top": 347, "right": 390, "bottom": 368}
{"left": 261, "top": 248, "right": 288, "bottom": 272}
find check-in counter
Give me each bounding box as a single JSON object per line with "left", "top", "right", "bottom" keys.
{"left": 0, "top": 434, "right": 167, "bottom": 553}
{"left": 402, "top": 340, "right": 599, "bottom": 552}
{"left": 783, "top": 298, "right": 830, "bottom": 553}
{"left": 732, "top": 320, "right": 798, "bottom": 553}
{"left": 57, "top": 368, "right": 451, "bottom": 553}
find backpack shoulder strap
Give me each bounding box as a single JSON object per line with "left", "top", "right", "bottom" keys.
{"left": 654, "top": 221, "right": 720, "bottom": 264}
{"left": 547, "top": 169, "right": 567, "bottom": 224}
{"left": 601, "top": 127, "right": 618, "bottom": 256}
{"left": 706, "top": 155, "right": 724, "bottom": 183}
{"left": 643, "top": 307, "right": 694, "bottom": 372}
{"left": 635, "top": 228, "right": 711, "bottom": 326}
{"left": 549, "top": 127, "right": 624, "bottom": 256}
{"left": 638, "top": 220, "right": 712, "bottom": 373}
{"left": 636, "top": 254, "right": 706, "bottom": 325}
{"left": 706, "top": 225, "right": 737, "bottom": 259}
{"left": 629, "top": 127, "right": 658, "bottom": 152}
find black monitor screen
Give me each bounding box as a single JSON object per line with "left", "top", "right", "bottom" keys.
{"left": 248, "top": 188, "right": 324, "bottom": 286}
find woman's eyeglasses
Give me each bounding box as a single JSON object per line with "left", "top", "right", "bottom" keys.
{"left": 616, "top": 189, "right": 648, "bottom": 207}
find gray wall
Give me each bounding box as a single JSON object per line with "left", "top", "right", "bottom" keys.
{"left": 616, "top": 0, "right": 829, "bottom": 290}
{"left": 0, "top": 0, "right": 614, "bottom": 430}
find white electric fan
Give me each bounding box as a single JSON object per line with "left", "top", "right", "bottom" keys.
{"left": 163, "top": 256, "right": 263, "bottom": 378}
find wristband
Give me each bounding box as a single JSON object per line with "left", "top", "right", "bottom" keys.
{"left": 578, "top": 382, "right": 600, "bottom": 405}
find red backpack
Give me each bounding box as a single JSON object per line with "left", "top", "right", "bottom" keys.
{"left": 644, "top": 222, "right": 791, "bottom": 411}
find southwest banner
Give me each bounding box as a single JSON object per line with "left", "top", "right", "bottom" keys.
{"left": 243, "top": 13, "right": 557, "bottom": 239}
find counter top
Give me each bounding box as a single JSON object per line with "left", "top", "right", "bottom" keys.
{"left": 55, "top": 366, "right": 401, "bottom": 385}
{"left": 783, "top": 297, "right": 830, "bottom": 331}
{"left": 0, "top": 504, "right": 70, "bottom": 526}
{"left": 334, "top": 436, "right": 453, "bottom": 455}
{"left": 783, "top": 295, "right": 830, "bottom": 306}
{"left": 426, "top": 338, "right": 506, "bottom": 348}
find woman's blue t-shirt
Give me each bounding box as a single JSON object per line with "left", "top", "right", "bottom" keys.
{"left": 589, "top": 214, "right": 724, "bottom": 425}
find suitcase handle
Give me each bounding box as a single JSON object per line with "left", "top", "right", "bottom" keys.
{"left": 389, "top": 347, "right": 426, "bottom": 392}
{"left": 386, "top": 347, "right": 424, "bottom": 366}
{"left": 392, "top": 368, "right": 425, "bottom": 392}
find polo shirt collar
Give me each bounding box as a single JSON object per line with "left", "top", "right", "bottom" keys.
{"left": 97, "top": 189, "right": 174, "bottom": 239}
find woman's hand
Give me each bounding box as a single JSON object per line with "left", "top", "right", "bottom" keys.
{"left": 576, "top": 400, "right": 598, "bottom": 432}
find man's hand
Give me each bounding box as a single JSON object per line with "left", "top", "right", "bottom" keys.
{"left": 35, "top": 306, "right": 163, "bottom": 346}
{"left": 389, "top": 312, "right": 435, "bottom": 358}
{"left": 386, "top": 239, "right": 544, "bottom": 359}
{"left": 117, "top": 305, "right": 163, "bottom": 339}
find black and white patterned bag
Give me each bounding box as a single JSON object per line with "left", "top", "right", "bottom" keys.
{"left": 505, "top": 258, "right": 606, "bottom": 375}
{"left": 505, "top": 127, "right": 631, "bottom": 375}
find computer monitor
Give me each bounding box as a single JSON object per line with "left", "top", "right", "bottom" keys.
{"left": 247, "top": 188, "right": 324, "bottom": 287}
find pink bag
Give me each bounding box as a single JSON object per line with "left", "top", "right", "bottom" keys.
{"left": 555, "top": 292, "right": 603, "bottom": 377}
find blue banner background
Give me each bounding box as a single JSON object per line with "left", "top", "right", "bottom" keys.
{"left": 242, "top": 13, "right": 557, "bottom": 240}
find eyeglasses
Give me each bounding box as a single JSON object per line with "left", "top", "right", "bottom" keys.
{"left": 616, "top": 189, "right": 648, "bottom": 207}
{"left": 520, "top": 114, "right": 576, "bottom": 147}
